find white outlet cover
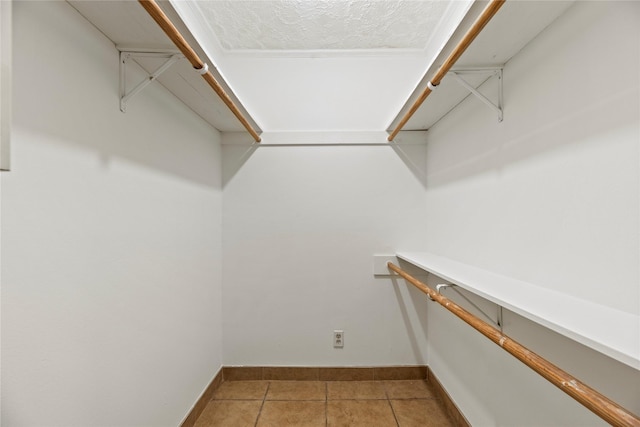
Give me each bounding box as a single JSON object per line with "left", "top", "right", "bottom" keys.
{"left": 373, "top": 255, "right": 398, "bottom": 276}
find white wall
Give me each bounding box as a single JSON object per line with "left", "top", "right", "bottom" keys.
{"left": 218, "top": 55, "right": 433, "bottom": 132}
{"left": 222, "top": 142, "right": 430, "bottom": 366}
{"left": 1, "top": 2, "right": 223, "bottom": 426}
{"left": 424, "top": 1, "right": 640, "bottom": 425}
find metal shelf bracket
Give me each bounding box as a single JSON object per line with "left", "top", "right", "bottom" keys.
{"left": 449, "top": 67, "right": 503, "bottom": 122}
{"left": 434, "top": 283, "right": 503, "bottom": 330}
{"left": 119, "top": 49, "right": 184, "bottom": 113}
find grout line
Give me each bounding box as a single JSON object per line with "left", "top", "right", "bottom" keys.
{"left": 331, "top": 398, "right": 389, "bottom": 400}
{"left": 388, "top": 400, "right": 401, "bottom": 427}
{"left": 253, "top": 382, "right": 270, "bottom": 427}
{"left": 325, "top": 382, "right": 328, "bottom": 427}
{"left": 263, "top": 399, "right": 327, "bottom": 401}
{"left": 214, "top": 398, "right": 270, "bottom": 401}
{"left": 384, "top": 382, "right": 401, "bottom": 427}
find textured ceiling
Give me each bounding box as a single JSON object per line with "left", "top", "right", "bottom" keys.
{"left": 196, "top": 1, "right": 451, "bottom": 51}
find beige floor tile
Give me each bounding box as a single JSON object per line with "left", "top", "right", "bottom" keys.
{"left": 213, "top": 381, "right": 269, "bottom": 400}
{"left": 327, "top": 381, "right": 387, "bottom": 400}
{"left": 194, "top": 400, "right": 262, "bottom": 427}
{"left": 391, "top": 399, "right": 454, "bottom": 427}
{"left": 266, "top": 381, "right": 326, "bottom": 400}
{"left": 384, "top": 380, "right": 435, "bottom": 399}
{"left": 256, "top": 401, "right": 326, "bottom": 427}
{"left": 327, "top": 400, "right": 397, "bottom": 427}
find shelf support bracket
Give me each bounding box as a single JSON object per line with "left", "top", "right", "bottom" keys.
{"left": 434, "top": 283, "right": 503, "bottom": 330}
{"left": 119, "top": 49, "right": 184, "bottom": 113}
{"left": 449, "top": 68, "right": 503, "bottom": 122}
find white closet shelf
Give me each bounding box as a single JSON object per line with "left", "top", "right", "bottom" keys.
{"left": 67, "top": 1, "right": 261, "bottom": 135}
{"left": 395, "top": 252, "right": 640, "bottom": 371}
{"left": 388, "top": 1, "right": 574, "bottom": 133}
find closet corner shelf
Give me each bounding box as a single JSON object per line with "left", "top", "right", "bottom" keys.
{"left": 395, "top": 251, "right": 640, "bottom": 371}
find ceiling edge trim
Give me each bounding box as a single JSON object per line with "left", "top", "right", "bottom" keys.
{"left": 216, "top": 48, "right": 428, "bottom": 59}
{"left": 221, "top": 130, "right": 428, "bottom": 146}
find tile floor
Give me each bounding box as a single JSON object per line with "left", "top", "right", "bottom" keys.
{"left": 194, "top": 380, "right": 455, "bottom": 426}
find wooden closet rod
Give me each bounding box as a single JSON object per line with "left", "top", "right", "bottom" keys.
{"left": 388, "top": 0, "right": 505, "bottom": 141}
{"left": 387, "top": 262, "right": 640, "bottom": 427}
{"left": 138, "top": 0, "right": 261, "bottom": 143}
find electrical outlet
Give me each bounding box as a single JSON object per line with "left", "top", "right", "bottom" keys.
{"left": 333, "top": 330, "right": 344, "bottom": 348}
